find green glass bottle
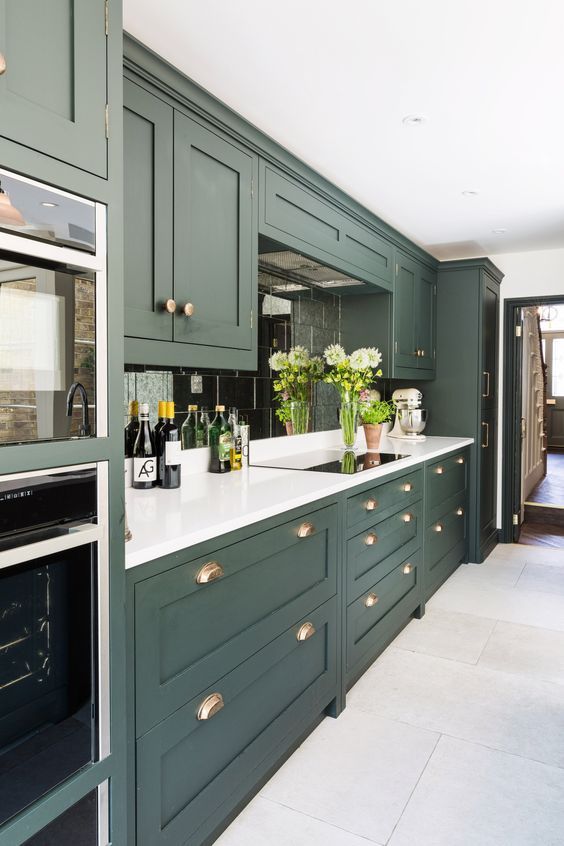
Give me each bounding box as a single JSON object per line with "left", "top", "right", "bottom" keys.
{"left": 208, "top": 405, "right": 231, "bottom": 473}
{"left": 181, "top": 404, "right": 198, "bottom": 449}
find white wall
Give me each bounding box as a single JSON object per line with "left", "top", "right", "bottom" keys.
{"left": 492, "top": 247, "right": 564, "bottom": 526}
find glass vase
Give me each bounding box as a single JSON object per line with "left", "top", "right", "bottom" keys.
{"left": 339, "top": 401, "right": 359, "bottom": 449}
{"left": 290, "top": 401, "right": 310, "bottom": 435}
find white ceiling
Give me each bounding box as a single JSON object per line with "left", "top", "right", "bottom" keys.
{"left": 124, "top": 0, "right": 564, "bottom": 260}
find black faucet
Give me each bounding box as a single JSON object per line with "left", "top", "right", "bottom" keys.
{"left": 66, "top": 382, "right": 91, "bottom": 437}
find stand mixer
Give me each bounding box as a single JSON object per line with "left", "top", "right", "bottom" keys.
{"left": 389, "top": 388, "right": 427, "bottom": 441}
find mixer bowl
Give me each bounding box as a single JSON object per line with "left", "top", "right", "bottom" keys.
{"left": 398, "top": 407, "right": 427, "bottom": 437}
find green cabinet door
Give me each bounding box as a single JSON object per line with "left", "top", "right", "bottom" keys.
{"left": 124, "top": 80, "right": 174, "bottom": 341}
{"left": 481, "top": 273, "right": 499, "bottom": 410}
{"left": 480, "top": 406, "right": 497, "bottom": 553}
{"left": 394, "top": 253, "right": 418, "bottom": 369}
{"left": 174, "top": 113, "right": 256, "bottom": 351}
{"left": 416, "top": 266, "right": 436, "bottom": 372}
{"left": 0, "top": 0, "right": 107, "bottom": 176}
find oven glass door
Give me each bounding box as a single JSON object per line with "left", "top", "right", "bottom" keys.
{"left": 0, "top": 542, "right": 98, "bottom": 827}
{"left": 0, "top": 258, "right": 96, "bottom": 445}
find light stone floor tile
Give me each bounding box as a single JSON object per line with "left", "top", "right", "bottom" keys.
{"left": 346, "top": 647, "right": 564, "bottom": 768}
{"left": 516, "top": 561, "right": 564, "bottom": 595}
{"left": 260, "top": 709, "right": 438, "bottom": 844}
{"left": 393, "top": 609, "right": 496, "bottom": 664}
{"left": 214, "top": 796, "right": 376, "bottom": 846}
{"left": 448, "top": 558, "right": 525, "bottom": 586}
{"left": 488, "top": 543, "right": 564, "bottom": 565}
{"left": 388, "top": 735, "right": 564, "bottom": 846}
{"left": 478, "top": 620, "right": 564, "bottom": 685}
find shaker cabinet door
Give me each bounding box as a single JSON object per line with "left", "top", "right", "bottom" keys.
{"left": 174, "top": 113, "right": 256, "bottom": 351}
{"left": 124, "top": 80, "right": 174, "bottom": 342}
{"left": 481, "top": 274, "right": 499, "bottom": 409}
{"left": 480, "top": 407, "right": 497, "bottom": 552}
{"left": 0, "top": 0, "right": 107, "bottom": 176}
{"left": 394, "top": 253, "right": 418, "bottom": 369}
{"left": 416, "top": 266, "right": 436, "bottom": 371}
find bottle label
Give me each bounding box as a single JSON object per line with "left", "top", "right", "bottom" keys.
{"left": 133, "top": 456, "right": 156, "bottom": 483}
{"left": 165, "top": 440, "right": 181, "bottom": 466}
{"left": 218, "top": 432, "right": 232, "bottom": 461}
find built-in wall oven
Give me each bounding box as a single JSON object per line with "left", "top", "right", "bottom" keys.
{"left": 0, "top": 168, "right": 107, "bottom": 446}
{"left": 0, "top": 463, "right": 109, "bottom": 844}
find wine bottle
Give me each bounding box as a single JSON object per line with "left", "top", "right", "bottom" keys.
{"left": 154, "top": 400, "right": 167, "bottom": 442}
{"left": 199, "top": 408, "right": 210, "bottom": 447}
{"left": 132, "top": 403, "right": 157, "bottom": 489}
{"left": 124, "top": 399, "right": 139, "bottom": 487}
{"left": 159, "top": 401, "right": 181, "bottom": 489}
{"left": 209, "top": 405, "right": 231, "bottom": 473}
{"left": 181, "top": 404, "right": 198, "bottom": 450}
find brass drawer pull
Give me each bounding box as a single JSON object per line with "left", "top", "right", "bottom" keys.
{"left": 434, "top": 523, "right": 444, "bottom": 533}
{"left": 364, "top": 592, "right": 379, "bottom": 607}
{"left": 402, "top": 513, "right": 413, "bottom": 523}
{"left": 456, "top": 456, "right": 465, "bottom": 465}
{"left": 183, "top": 302, "right": 195, "bottom": 317}
{"left": 297, "top": 521, "right": 315, "bottom": 538}
{"left": 365, "top": 533, "right": 378, "bottom": 545}
{"left": 403, "top": 482, "right": 413, "bottom": 492}
{"left": 482, "top": 370, "right": 490, "bottom": 398}
{"left": 365, "top": 497, "right": 378, "bottom": 511}
{"left": 435, "top": 466, "right": 444, "bottom": 475}
{"left": 0, "top": 53, "right": 6, "bottom": 76}
{"left": 197, "top": 692, "right": 224, "bottom": 721}
{"left": 297, "top": 621, "right": 316, "bottom": 642}
{"left": 402, "top": 563, "right": 413, "bottom": 574}
{"left": 163, "top": 298, "right": 177, "bottom": 314}
{"left": 481, "top": 421, "right": 489, "bottom": 449}
{"left": 196, "top": 560, "right": 224, "bottom": 584}
{"left": 456, "top": 506, "right": 464, "bottom": 516}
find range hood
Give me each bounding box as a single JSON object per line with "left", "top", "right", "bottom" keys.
{"left": 258, "top": 237, "right": 368, "bottom": 295}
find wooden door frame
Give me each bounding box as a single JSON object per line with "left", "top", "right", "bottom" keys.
{"left": 502, "top": 295, "right": 564, "bottom": 541}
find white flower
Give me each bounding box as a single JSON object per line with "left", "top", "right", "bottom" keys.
{"left": 269, "top": 351, "right": 289, "bottom": 371}
{"left": 365, "top": 347, "right": 382, "bottom": 368}
{"left": 288, "top": 345, "right": 310, "bottom": 366}
{"left": 324, "top": 343, "right": 346, "bottom": 365}
{"left": 349, "top": 348, "right": 369, "bottom": 370}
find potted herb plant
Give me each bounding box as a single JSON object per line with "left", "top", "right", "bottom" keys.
{"left": 270, "top": 347, "right": 324, "bottom": 435}
{"left": 323, "top": 344, "right": 383, "bottom": 448}
{"left": 359, "top": 391, "right": 394, "bottom": 451}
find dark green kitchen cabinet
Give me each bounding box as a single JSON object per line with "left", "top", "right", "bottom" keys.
{"left": 0, "top": 0, "right": 108, "bottom": 177}
{"left": 394, "top": 252, "right": 436, "bottom": 377}
{"left": 422, "top": 259, "right": 503, "bottom": 562}
{"left": 123, "top": 80, "right": 258, "bottom": 370}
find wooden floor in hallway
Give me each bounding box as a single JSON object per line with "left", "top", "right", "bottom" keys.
{"left": 216, "top": 544, "right": 564, "bottom": 846}
{"left": 527, "top": 451, "right": 564, "bottom": 506}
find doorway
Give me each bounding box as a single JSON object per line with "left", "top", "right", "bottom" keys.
{"left": 503, "top": 298, "right": 564, "bottom": 547}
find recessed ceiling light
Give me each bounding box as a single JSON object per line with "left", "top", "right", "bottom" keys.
{"left": 492, "top": 228, "right": 507, "bottom": 235}
{"left": 41, "top": 201, "right": 58, "bottom": 208}
{"left": 461, "top": 190, "right": 479, "bottom": 197}
{"left": 402, "top": 114, "right": 428, "bottom": 126}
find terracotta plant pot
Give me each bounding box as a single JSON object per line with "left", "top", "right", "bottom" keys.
{"left": 285, "top": 421, "right": 294, "bottom": 436}
{"left": 363, "top": 423, "right": 384, "bottom": 451}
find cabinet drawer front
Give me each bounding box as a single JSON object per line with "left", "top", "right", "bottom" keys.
{"left": 136, "top": 599, "right": 337, "bottom": 846}
{"left": 347, "top": 468, "right": 423, "bottom": 531}
{"left": 347, "top": 500, "right": 422, "bottom": 602}
{"left": 135, "top": 504, "right": 338, "bottom": 735}
{"left": 341, "top": 219, "right": 394, "bottom": 288}
{"left": 426, "top": 451, "right": 468, "bottom": 520}
{"left": 347, "top": 551, "right": 420, "bottom": 671}
{"left": 426, "top": 500, "right": 467, "bottom": 572}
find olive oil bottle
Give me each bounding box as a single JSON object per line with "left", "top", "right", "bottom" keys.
{"left": 208, "top": 405, "right": 231, "bottom": 473}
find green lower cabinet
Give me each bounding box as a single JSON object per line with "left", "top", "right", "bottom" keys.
{"left": 136, "top": 597, "right": 337, "bottom": 846}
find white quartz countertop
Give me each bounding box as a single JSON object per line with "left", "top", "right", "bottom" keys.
{"left": 125, "top": 433, "right": 473, "bottom": 569}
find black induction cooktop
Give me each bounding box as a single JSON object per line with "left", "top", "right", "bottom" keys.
{"left": 252, "top": 451, "right": 410, "bottom": 475}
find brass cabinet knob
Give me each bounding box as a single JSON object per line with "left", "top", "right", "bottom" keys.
{"left": 297, "top": 521, "right": 315, "bottom": 538}
{"left": 0, "top": 54, "right": 6, "bottom": 75}
{"left": 402, "top": 513, "right": 413, "bottom": 523}
{"left": 456, "top": 507, "right": 464, "bottom": 516}
{"left": 402, "top": 563, "right": 413, "bottom": 574}
{"left": 365, "top": 592, "right": 379, "bottom": 607}
{"left": 421, "top": 349, "right": 425, "bottom": 357}
{"left": 163, "top": 298, "right": 177, "bottom": 314}
{"left": 183, "top": 302, "right": 195, "bottom": 317}
{"left": 296, "top": 621, "right": 316, "bottom": 642}
{"left": 365, "top": 497, "right": 378, "bottom": 511}
{"left": 195, "top": 560, "right": 224, "bottom": 584}
{"left": 435, "top": 466, "right": 444, "bottom": 475}
{"left": 365, "top": 533, "right": 378, "bottom": 546}
{"left": 456, "top": 456, "right": 465, "bottom": 465}
{"left": 434, "top": 523, "right": 443, "bottom": 533}
{"left": 403, "top": 482, "right": 413, "bottom": 492}
{"left": 197, "top": 692, "right": 224, "bottom": 721}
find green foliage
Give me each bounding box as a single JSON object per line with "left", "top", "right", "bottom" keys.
{"left": 323, "top": 344, "right": 383, "bottom": 403}
{"left": 359, "top": 399, "right": 394, "bottom": 425}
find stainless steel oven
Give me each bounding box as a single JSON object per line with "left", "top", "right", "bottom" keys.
{"left": 0, "top": 168, "right": 107, "bottom": 447}
{"left": 0, "top": 463, "right": 109, "bottom": 843}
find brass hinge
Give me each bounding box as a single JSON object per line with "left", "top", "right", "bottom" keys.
{"left": 105, "top": 0, "right": 109, "bottom": 35}
{"left": 434, "top": 284, "right": 437, "bottom": 295}
{"left": 433, "top": 348, "right": 436, "bottom": 359}
{"left": 251, "top": 178, "right": 254, "bottom": 199}
{"left": 250, "top": 309, "right": 254, "bottom": 329}
{"left": 105, "top": 104, "right": 109, "bottom": 138}
{"left": 512, "top": 513, "right": 519, "bottom": 526}
{"left": 395, "top": 263, "right": 399, "bottom": 276}
{"left": 394, "top": 340, "right": 398, "bottom": 354}
{"left": 515, "top": 325, "right": 522, "bottom": 337}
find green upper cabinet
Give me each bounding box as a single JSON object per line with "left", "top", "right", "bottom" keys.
{"left": 259, "top": 160, "right": 393, "bottom": 290}
{"left": 393, "top": 252, "right": 437, "bottom": 378}
{"left": 123, "top": 80, "right": 258, "bottom": 369}
{"left": 0, "top": 0, "right": 108, "bottom": 177}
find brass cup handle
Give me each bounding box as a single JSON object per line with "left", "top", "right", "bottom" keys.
{"left": 481, "top": 421, "right": 489, "bottom": 449}
{"left": 402, "top": 513, "right": 413, "bottom": 523}
{"left": 434, "top": 523, "right": 444, "bottom": 533}
{"left": 197, "top": 692, "right": 224, "bottom": 721}
{"left": 482, "top": 370, "right": 490, "bottom": 398}
{"left": 196, "top": 560, "right": 225, "bottom": 584}
{"left": 403, "top": 482, "right": 413, "bottom": 492}
{"left": 456, "top": 456, "right": 465, "bottom": 465}
{"left": 456, "top": 507, "right": 464, "bottom": 516}
{"left": 365, "top": 497, "right": 378, "bottom": 511}
{"left": 435, "top": 466, "right": 444, "bottom": 475}
{"left": 296, "top": 621, "right": 316, "bottom": 642}
{"left": 402, "top": 563, "right": 413, "bottom": 574}
{"left": 297, "top": 521, "right": 315, "bottom": 538}
{"left": 183, "top": 302, "right": 195, "bottom": 317}
{"left": 365, "top": 592, "right": 379, "bottom": 607}
{"left": 164, "top": 298, "right": 177, "bottom": 314}
{"left": 365, "top": 533, "right": 378, "bottom": 546}
{"left": 0, "top": 53, "right": 6, "bottom": 75}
